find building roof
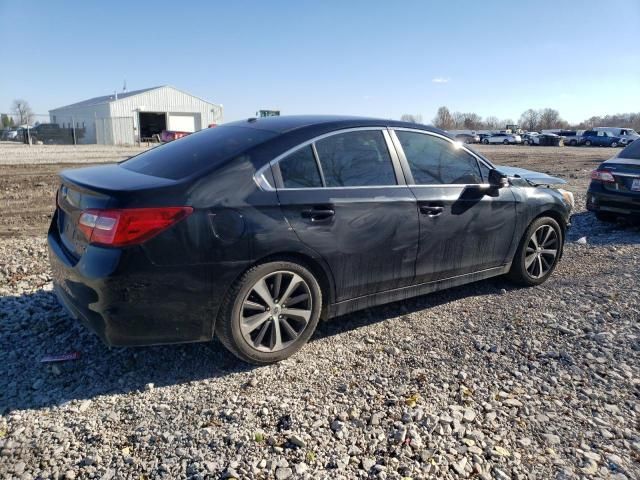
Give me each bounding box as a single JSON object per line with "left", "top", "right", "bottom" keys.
{"left": 51, "top": 86, "right": 164, "bottom": 111}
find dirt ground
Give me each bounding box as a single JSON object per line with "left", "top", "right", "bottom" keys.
{"left": 0, "top": 142, "right": 619, "bottom": 237}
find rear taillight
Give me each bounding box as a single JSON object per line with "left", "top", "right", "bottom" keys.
{"left": 591, "top": 169, "right": 615, "bottom": 183}
{"left": 78, "top": 207, "right": 193, "bottom": 247}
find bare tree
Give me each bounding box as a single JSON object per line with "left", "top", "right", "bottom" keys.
{"left": 519, "top": 109, "right": 540, "bottom": 132}
{"left": 433, "top": 106, "right": 454, "bottom": 130}
{"left": 452, "top": 111, "right": 466, "bottom": 129}
{"left": 400, "top": 114, "right": 423, "bottom": 124}
{"left": 12, "top": 99, "right": 33, "bottom": 125}
{"left": 484, "top": 116, "right": 500, "bottom": 129}
{"left": 463, "top": 113, "right": 483, "bottom": 130}
{"left": 538, "top": 108, "right": 563, "bottom": 130}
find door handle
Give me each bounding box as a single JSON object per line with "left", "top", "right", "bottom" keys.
{"left": 301, "top": 207, "right": 335, "bottom": 221}
{"left": 419, "top": 205, "right": 444, "bottom": 216}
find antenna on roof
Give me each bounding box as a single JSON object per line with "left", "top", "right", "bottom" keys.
{"left": 114, "top": 90, "right": 118, "bottom": 100}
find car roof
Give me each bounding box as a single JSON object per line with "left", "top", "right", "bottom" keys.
{"left": 223, "top": 115, "right": 446, "bottom": 135}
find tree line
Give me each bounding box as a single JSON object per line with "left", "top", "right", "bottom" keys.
{"left": 402, "top": 107, "right": 640, "bottom": 132}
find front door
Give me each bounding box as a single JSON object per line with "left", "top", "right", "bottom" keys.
{"left": 391, "top": 128, "right": 516, "bottom": 283}
{"left": 273, "top": 128, "right": 419, "bottom": 301}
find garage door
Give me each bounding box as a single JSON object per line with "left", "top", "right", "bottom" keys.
{"left": 167, "top": 113, "right": 197, "bottom": 132}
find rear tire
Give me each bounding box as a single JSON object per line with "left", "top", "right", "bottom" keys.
{"left": 611, "top": 142, "right": 618, "bottom": 148}
{"left": 585, "top": 140, "right": 592, "bottom": 146}
{"left": 595, "top": 211, "right": 617, "bottom": 222}
{"left": 503, "top": 139, "right": 509, "bottom": 145}
{"left": 215, "top": 260, "right": 322, "bottom": 365}
{"left": 507, "top": 217, "right": 562, "bottom": 287}
{"left": 482, "top": 139, "right": 489, "bottom": 144}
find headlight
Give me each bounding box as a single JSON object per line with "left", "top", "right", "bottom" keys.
{"left": 557, "top": 188, "right": 574, "bottom": 209}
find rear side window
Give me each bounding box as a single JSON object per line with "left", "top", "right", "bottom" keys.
{"left": 279, "top": 146, "right": 323, "bottom": 188}
{"left": 121, "top": 126, "right": 277, "bottom": 180}
{"left": 619, "top": 140, "right": 640, "bottom": 159}
{"left": 396, "top": 131, "right": 482, "bottom": 185}
{"left": 314, "top": 130, "right": 397, "bottom": 187}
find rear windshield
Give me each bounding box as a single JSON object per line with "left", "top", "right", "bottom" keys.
{"left": 618, "top": 140, "right": 640, "bottom": 160}
{"left": 121, "top": 126, "right": 277, "bottom": 180}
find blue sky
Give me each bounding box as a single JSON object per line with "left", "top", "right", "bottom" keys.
{"left": 1, "top": 0, "right": 638, "bottom": 124}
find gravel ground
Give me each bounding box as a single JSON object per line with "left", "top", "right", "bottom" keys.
{"left": 1, "top": 144, "right": 639, "bottom": 479}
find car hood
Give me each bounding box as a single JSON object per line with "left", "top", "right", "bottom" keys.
{"left": 495, "top": 166, "right": 567, "bottom": 185}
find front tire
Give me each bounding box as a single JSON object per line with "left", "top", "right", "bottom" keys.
{"left": 503, "top": 139, "right": 509, "bottom": 145}
{"left": 215, "top": 260, "right": 322, "bottom": 365}
{"left": 507, "top": 217, "right": 562, "bottom": 286}
{"left": 585, "top": 140, "right": 592, "bottom": 146}
{"left": 611, "top": 142, "right": 618, "bottom": 148}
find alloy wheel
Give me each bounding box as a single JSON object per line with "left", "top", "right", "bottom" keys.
{"left": 525, "top": 225, "right": 558, "bottom": 279}
{"left": 239, "top": 271, "right": 313, "bottom": 352}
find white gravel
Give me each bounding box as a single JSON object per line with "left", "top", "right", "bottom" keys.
{"left": 1, "top": 212, "right": 639, "bottom": 479}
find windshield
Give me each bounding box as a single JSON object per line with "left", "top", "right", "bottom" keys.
{"left": 121, "top": 126, "right": 277, "bottom": 180}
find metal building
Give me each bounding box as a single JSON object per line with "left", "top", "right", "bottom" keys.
{"left": 49, "top": 86, "right": 223, "bottom": 145}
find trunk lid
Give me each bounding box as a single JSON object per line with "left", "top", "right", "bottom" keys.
{"left": 56, "top": 164, "right": 179, "bottom": 257}
{"left": 600, "top": 161, "right": 640, "bottom": 194}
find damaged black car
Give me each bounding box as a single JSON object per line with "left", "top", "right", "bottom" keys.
{"left": 48, "top": 116, "right": 573, "bottom": 364}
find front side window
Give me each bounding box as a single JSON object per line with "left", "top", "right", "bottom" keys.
{"left": 395, "top": 131, "right": 482, "bottom": 185}
{"left": 278, "top": 146, "right": 323, "bottom": 188}
{"left": 314, "top": 130, "right": 397, "bottom": 187}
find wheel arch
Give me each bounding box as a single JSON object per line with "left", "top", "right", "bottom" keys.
{"left": 217, "top": 250, "right": 336, "bottom": 325}
{"left": 529, "top": 209, "right": 567, "bottom": 258}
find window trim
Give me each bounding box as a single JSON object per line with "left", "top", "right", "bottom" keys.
{"left": 389, "top": 127, "right": 496, "bottom": 187}
{"left": 254, "top": 127, "right": 408, "bottom": 191}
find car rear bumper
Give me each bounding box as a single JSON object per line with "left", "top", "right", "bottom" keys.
{"left": 47, "top": 222, "right": 239, "bottom": 347}
{"left": 586, "top": 185, "right": 640, "bottom": 216}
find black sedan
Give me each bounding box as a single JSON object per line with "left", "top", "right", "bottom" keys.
{"left": 48, "top": 116, "right": 572, "bottom": 364}
{"left": 587, "top": 140, "right": 640, "bottom": 220}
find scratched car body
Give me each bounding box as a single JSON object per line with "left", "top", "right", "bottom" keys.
{"left": 48, "top": 116, "right": 572, "bottom": 364}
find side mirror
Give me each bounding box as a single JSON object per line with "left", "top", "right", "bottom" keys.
{"left": 488, "top": 169, "right": 509, "bottom": 189}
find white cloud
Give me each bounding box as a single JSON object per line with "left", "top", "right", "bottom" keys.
{"left": 432, "top": 77, "right": 450, "bottom": 84}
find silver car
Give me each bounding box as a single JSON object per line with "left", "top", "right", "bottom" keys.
{"left": 482, "top": 133, "right": 522, "bottom": 145}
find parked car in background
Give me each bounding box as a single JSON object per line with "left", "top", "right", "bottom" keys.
{"left": 29, "top": 123, "right": 85, "bottom": 145}
{"left": 1, "top": 128, "right": 18, "bottom": 141}
{"left": 581, "top": 130, "right": 622, "bottom": 147}
{"left": 593, "top": 127, "right": 638, "bottom": 146}
{"left": 454, "top": 133, "right": 480, "bottom": 144}
{"left": 522, "top": 133, "right": 539, "bottom": 145}
{"left": 558, "top": 130, "right": 583, "bottom": 146}
{"left": 160, "top": 130, "right": 192, "bottom": 142}
{"left": 48, "top": 115, "right": 571, "bottom": 364}
{"left": 481, "top": 133, "right": 522, "bottom": 145}
{"left": 587, "top": 139, "right": 640, "bottom": 220}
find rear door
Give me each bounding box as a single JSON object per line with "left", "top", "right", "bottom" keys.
{"left": 273, "top": 128, "right": 420, "bottom": 301}
{"left": 390, "top": 128, "right": 516, "bottom": 282}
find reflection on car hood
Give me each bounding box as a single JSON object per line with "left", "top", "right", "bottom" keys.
{"left": 495, "top": 166, "right": 566, "bottom": 185}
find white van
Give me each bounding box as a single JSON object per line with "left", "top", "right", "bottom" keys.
{"left": 593, "top": 127, "right": 639, "bottom": 146}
